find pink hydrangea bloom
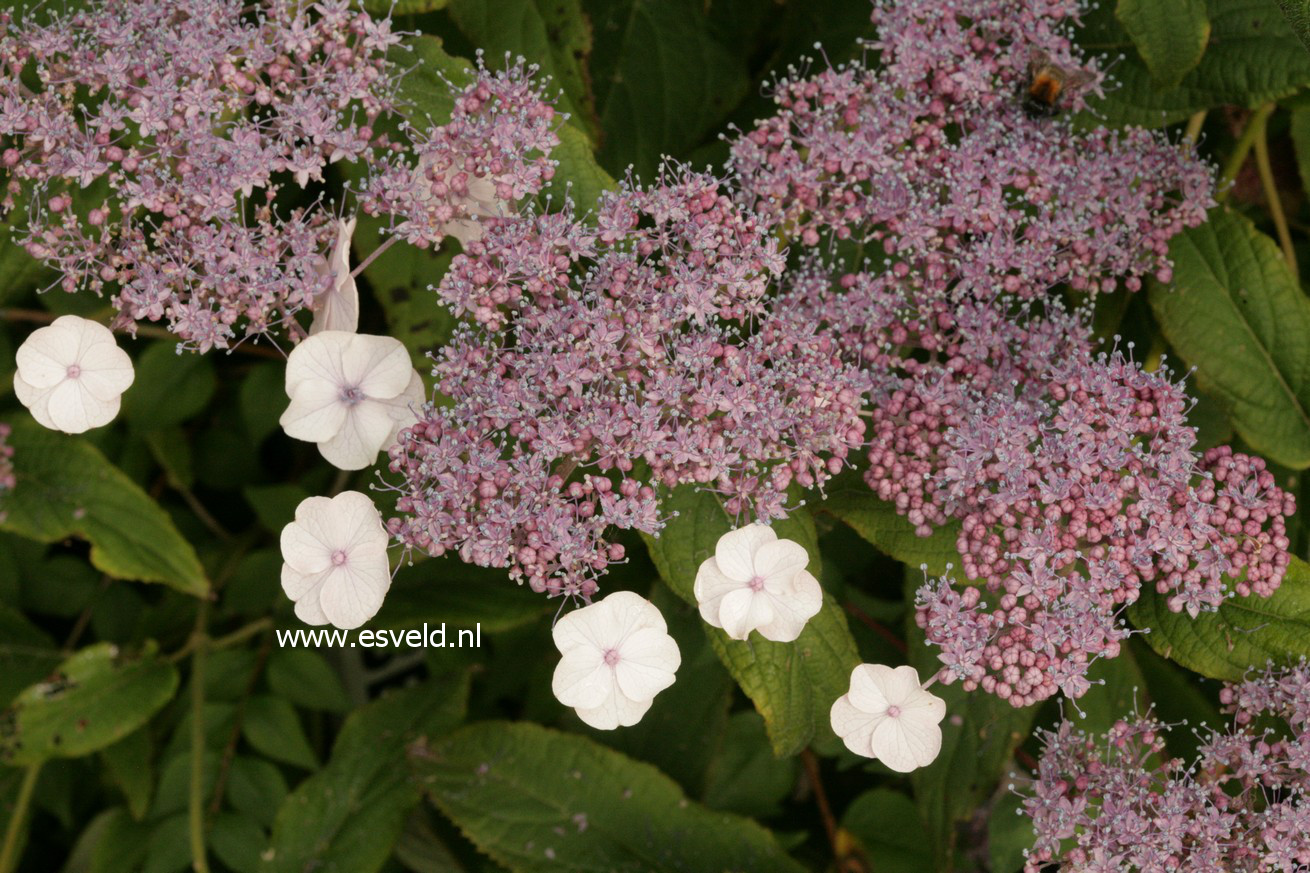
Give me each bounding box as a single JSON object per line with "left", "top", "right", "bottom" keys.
{"left": 1025, "top": 661, "right": 1310, "bottom": 871}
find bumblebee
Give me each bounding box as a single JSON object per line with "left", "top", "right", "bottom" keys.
{"left": 1023, "top": 49, "right": 1094, "bottom": 117}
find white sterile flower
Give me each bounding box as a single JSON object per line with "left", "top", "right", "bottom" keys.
{"left": 309, "top": 217, "right": 359, "bottom": 335}
{"left": 279, "top": 331, "right": 424, "bottom": 471}
{"left": 830, "top": 664, "right": 946, "bottom": 773}
{"left": 280, "top": 491, "right": 391, "bottom": 629}
{"left": 552, "top": 591, "right": 681, "bottom": 730}
{"left": 693, "top": 524, "right": 823, "bottom": 642}
{"left": 14, "top": 315, "right": 134, "bottom": 434}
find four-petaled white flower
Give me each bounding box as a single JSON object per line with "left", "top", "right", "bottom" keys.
{"left": 309, "top": 217, "right": 359, "bottom": 335}
{"left": 280, "top": 491, "right": 392, "bottom": 629}
{"left": 279, "top": 331, "right": 423, "bottom": 470}
{"left": 14, "top": 315, "right": 134, "bottom": 434}
{"left": 693, "top": 524, "right": 823, "bottom": 642}
{"left": 552, "top": 591, "right": 681, "bottom": 730}
{"left": 830, "top": 664, "right": 946, "bottom": 773}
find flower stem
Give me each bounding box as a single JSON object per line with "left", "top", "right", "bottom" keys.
{"left": 800, "top": 749, "right": 840, "bottom": 861}
{"left": 350, "top": 235, "right": 399, "bottom": 279}
{"left": 1183, "top": 110, "right": 1207, "bottom": 144}
{"left": 1217, "top": 102, "right": 1276, "bottom": 202}
{"left": 1254, "top": 117, "right": 1298, "bottom": 278}
{"left": 188, "top": 603, "right": 212, "bottom": 873}
{"left": 0, "top": 764, "right": 41, "bottom": 873}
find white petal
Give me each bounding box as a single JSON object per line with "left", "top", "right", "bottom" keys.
{"left": 597, "top": 590, "right": 669, "bottom": 638}
{"left": 613, "top": 626, "right": 679, "bottom": 700}
{"left": 848, "top": 663, "right": 896, "bottom": 712}
{"left": 16, "top": 320, "right": 80, "bottom": 388}
{"left": 879, "top": 664, "right": 930, "bottom": 708}
{"left": 46, "top": 380, "right": 116, "bottom": 433}
{"left": 552, "top": 605, "right": 610, "bottom": 655}
{"left": 380, "top": 371, "right": 424, "bottom": 449}
{"left": 280, "top": 378, "right": 349, "bottom": 443}
{"left": 830, "top": 694, "right": 882, "bottom": 758}
{"left": 714, "top": 524, "right": 777, "bottom": 581}
{"left": 293, "top": 591, "right": 331, "bottom": 626}
{"left": 331, "top": 490, "right": 389, "bottom": 554}
{"left": 319, "top": 557, "right": 391, "bottom": 629}
{"left": 318, "top": 400, "right": 397, "bottom": 470}
{"left": 310, "top": 218, "right": 359, "bottom": 336}
{"left": 756, "top": 570, "right": 823, "bottom": 643}
{"left": 716, "top": 587, "right": 775, "bottom": 640}
{"left": 899, "top": 687, "right": 947, "bottom": 725}
{"left": 755, "top": 538, "right": 810, "bottom": 582}
{"left": 280, "top": 516, "right": 336, "bottom": 575}
{"left": 551, "top": 649, "right": 613, "bottom": 709}
{"left": 13, "top": 372, "right": 57, "bottom": 430}
{"left": 281, "top": 561, "right": 328, "bottom": 603}
{"left": 573, "top": 689, "right": 653, "bottom": 731}
{"left": 75, "top": 342, "right": 135, "bottom": 400}
{"left": 870, "top": 716, "right": 942, "bottom": 773}
{"left": 340, "top": 334, "right": 413, "bottom": 400}
{"left": 285, "top": 331, "right": 349, "bottom": 395}
{"left": 694, "top": 558, "right": 743, "bottom": 628}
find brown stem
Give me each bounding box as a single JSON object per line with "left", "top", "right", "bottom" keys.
{"left": 800, "top": 749, "right": 841, "bottom": 861}
{"left": 207, "top": 633, "right": 272, "bottom": 819}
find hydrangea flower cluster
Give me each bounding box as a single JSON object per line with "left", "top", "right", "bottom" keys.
{"left": 387, "top": 168, "right": 868, "bottom": 596}
{"left": 0, "top": 0, "right": 558, "bottom": 351}
{"left": 916, "top": 354, "right": 1294, "bottom": 706}
{"left": 1024, "top": 661, "right": 1310, "bottom": 871}
{"left": 728, "top": 0, "right": 1212, "bottom": 298}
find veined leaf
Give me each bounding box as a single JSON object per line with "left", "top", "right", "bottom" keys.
{"left": 1116, "top": 0, "right": 1210, "bottom": 89}
{"left": 1, "top": 421, "right": 208, "bottom": 595}
{"left": 1149, "top": 207, "right": 1310, "bottom": 469}
{"left": 412, "top": 720, "right": 806, "bottom": 872}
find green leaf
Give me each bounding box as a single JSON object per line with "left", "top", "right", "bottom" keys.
{"left": 0, "top": 602, "right": 61, "bottom": 709}
{"left": 100, "top": 728, "right": 154, "bottom": 820}
{"left": 375, "top": 556, "right": 550, "bottom": 633}
{"left": 701, "top": 711, "right": 799, "bottom": 818}
{"left": 1127, "top": 553, "right": 1310, "bottom": 681}
{"left": 141, "top": 428, "right": 193, "bottom": 491}
{"left": 1292, "top": 109, "right": 1310, "bottom": 202}
{"left": 0, "top": 642, "right": 179, "bottom": 765}
{"left": 643, "top": 485, "right": 861, "bottom": 756}
{"left": 90, "top": 807, "right": 151, "bottom": 873}
{"left": 238, "top": 361, "right": 287, "bottom": 445}
{"left": 242, "top": 483, "right": 310, "bottom": 534}
{"left": 395, "top": 35, "right": 474, "bottom": 126}
{"left": 266, "top": 649, "right": 351, "bottom": 713}
{"left": 815, "top": 475, "right": 968, "bottom": 579}
{"left": 840, "top": 789, "right": 932, "bottom": 873}
{"left": 587, "top": 0, "right": 751, "bottom": 178}
{"left": 1279, "top": 0, "right": 1310, "bottom": 51}
{"left": 227, "top": 756, "right": 289, "bottom": 830}
{"left": 1115, "top": 0, "right": 1210, "bottom": 88}
{"left": 447, "top": 0, "right": 598, "bottom": 137}
{"left": 988, "top": 792, "right": 1034, "bottom": 873}
{"left": 242, "top": 696, "right": 318, "bottom": 771}
{"left": 0, "top": 421, "right": 209, "bottom": 595}
{"left": 1071, "top": 645, "right": 1147, "bottom": 739}
{"left": 545, "top": 121, "right": 618, "bottom": 212}
{"left": 411, "top": 720, "right": 807, "bottom": 872}
{"left": 121, "top": 341, "right": 216, "bottom": 430}
{"left": 1080, "top": 0, "right": 1310, "bottom": 127}
{"left": 261, "top": 675, "right": 470, "bottom": 873}
{"left": 210, "top": 812, "right": 266, "bottom": 873}
{"left": 1149, "top": 207, "right": 1310, "bottom": 468}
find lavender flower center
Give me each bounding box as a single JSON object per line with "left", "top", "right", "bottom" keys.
{"left": 339, "top": 385, "right": 364, "bottom": 407}
{"left": 330, "top": 549, "right": 349, "bottom": 567}
{"left": 747, "top": 575, "right": 766, "bottom": 592}
{"left": 886, "top": 705, "right": 902, "bottom": 718}
{"left": 602, "top": 648, "right": 621, "bottom": 666}
{"left": 65, "top": 364, "right": 81, "bottom": 379}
